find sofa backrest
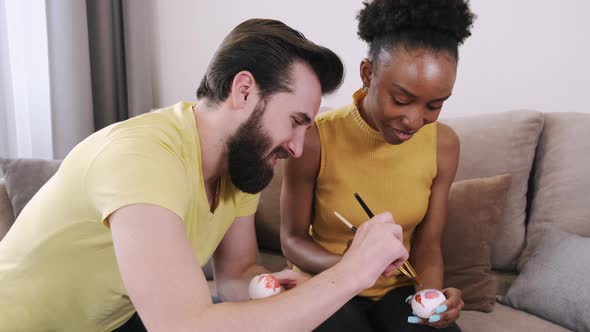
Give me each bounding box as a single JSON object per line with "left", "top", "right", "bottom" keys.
{"left": 0, "top": 178, "right": 15, "bottom": 241}
{"left": 518, "top": 112, "right": 590, "bottom": 270}
{"left": 0, "top": 158, "right": 62, "bottom": 218}
{"left": 255, "top": 110, "right": 546, "bottom": 272}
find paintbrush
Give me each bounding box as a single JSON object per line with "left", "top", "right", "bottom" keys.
{"left": 352, "top": 193, "right": 423, "bottom": 287}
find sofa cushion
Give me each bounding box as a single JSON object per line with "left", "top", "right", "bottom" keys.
{"left": 0, "top": 178, "right": 15, "bottom": 241}
{"left": 519, "top": 112, "right": 590, "bottom": 270}
{"left": 458, "top": 303, "right": 572, "bottom": 332}
{"left": 501, "top": 227, "right": 590, "bottom": 332}
{"left": 491, "top": 271, "right": 517, "bottom": 298}
{"left": 254, "top": 160, "right": 284, "bottom": 252}
{"left": 442, "top": 174, "right": 511, "bottom": 312}
{"left": 0, "top": 158, "right": 62, "bottom": 218}
{"left": 442, "top": 110, "right": 544, "bottom": 271}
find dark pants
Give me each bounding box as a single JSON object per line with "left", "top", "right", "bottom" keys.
{"left": 113, "top": 313, "right": 147, "bottom": 332}
{"left": 315, "top": 286, "right": 462, "bottom": 332}
{"left": 114, "top": 290, "right": 461, "bottom": 332}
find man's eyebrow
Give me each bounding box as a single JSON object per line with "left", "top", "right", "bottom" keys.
{"left": 293, "top": 112, "right": 312, "bottom": 125}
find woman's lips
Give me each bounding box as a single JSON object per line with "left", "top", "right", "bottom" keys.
{"left": 392, "top": 128, "right": 414, "bottom": 141}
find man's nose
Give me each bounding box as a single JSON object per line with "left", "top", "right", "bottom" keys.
{"left": 286, "top": 130, "right": 305, "bottom": 158}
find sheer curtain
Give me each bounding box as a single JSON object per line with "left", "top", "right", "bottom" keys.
{"left": 0, "top": 0, "right": 153, "bottom": 160}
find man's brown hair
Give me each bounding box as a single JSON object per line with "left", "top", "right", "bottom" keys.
{"left": 197, "top": 19, "right": 344, "bottom": 104}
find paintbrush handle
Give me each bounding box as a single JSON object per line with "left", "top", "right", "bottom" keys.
{"left": 354, "top": 193, "right": 374, "bottom": 218}
{"left": 333, "top": 211, "right": 357, "bottom": 233}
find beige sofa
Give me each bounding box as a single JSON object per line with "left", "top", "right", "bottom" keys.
{"left": 1, "top": 110, "right": 588, "bottom": 331}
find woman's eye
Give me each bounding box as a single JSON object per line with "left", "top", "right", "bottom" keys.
{"left": 392, "top": 97, "right": 410, "bottom": 106}
{"left": 427, "top": 104, "right": 443, "bottom": 111}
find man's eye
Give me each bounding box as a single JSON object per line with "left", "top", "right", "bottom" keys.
{"left": 292, "top": 117, "right": 303, "bottom": 127}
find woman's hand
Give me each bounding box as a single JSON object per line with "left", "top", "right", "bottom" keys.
{"left": 407, "top": 287, "right": 464, "bottom": 328}
{"left": 271, "top": 269, "right": 311, "bottom": 290}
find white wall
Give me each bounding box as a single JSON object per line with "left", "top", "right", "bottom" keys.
{"left": 450, "top": 0, "right": 590, "bottom": 117}
{"left": 148, "top": 0, "right": 366, "bottom": 109}
{"left": 150, "top": 0, "right": 590, "bottom": 117}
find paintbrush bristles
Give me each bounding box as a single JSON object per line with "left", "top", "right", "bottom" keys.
{"left": 334, "top": 210, "right": 423, "bottom": 287}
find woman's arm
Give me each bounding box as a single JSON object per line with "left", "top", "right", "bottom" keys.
{"left": 408, "top": 122, "right": 464, "bottom": 328}
{"left": 281, "top": 124, "right": 341, "bottom": 274}
{"left": 410, "top": 122, "right": 459, "bottom": 289}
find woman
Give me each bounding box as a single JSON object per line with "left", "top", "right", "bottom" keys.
{"left": 280, "top": 1, "right": 476, "bottom": 331}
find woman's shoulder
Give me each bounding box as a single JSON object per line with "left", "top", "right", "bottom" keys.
{"left": 436, "top": 122, "right": 460, "bottom": 153}
{"left": 315, "top": 104, "right": 355, "bottom": 123}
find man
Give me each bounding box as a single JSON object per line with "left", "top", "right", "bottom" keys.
{"left": 0, "top": 19, "right": 408, "bottom": 331}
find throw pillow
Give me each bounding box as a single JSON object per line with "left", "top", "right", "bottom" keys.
{"left": 0, "top": 158, "right": 62, "bottom": 217}
{"left": 442, "top": 174, "right": 512, "bottom": 312}
{"left": 501, "top": 227, "right": 590, "bottom": 332}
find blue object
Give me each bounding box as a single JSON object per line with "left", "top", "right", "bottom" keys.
{"left": 435, "top": 305, "right": 448, "bottom": 314}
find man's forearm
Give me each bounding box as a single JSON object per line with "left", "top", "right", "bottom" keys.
{"left": 192, "top": 263, "right": 362, "bottom": 332}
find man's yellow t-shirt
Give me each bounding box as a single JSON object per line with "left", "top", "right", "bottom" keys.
{"left": 0, "top": 102, "right": 260, "bottom": 331}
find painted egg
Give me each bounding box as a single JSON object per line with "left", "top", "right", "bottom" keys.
{"left": 410, "top": 289, "right": 446, "bottom": 318}
{"left": 248, "top": 274, "right": 284, "bottom": 300}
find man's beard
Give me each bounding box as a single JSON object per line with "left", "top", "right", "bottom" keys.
{"left": 227, "top": 100, "right": 288, "bottom": 194}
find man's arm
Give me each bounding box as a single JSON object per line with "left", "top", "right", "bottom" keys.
{"left": 110, "top": 203, "right": 407, "bottom": 331}
{"left": 213, "top": 215, "right": 310, "bottom": 301}
{"left": 212, "top": 214, "right": 269, "bottom": 301}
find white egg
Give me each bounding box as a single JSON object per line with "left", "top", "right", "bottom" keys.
{"left": 410, "top": 289, "right": 446, "bottom": 319}
{"left": 248, "top": 274, "right": 283, "bottom": 300}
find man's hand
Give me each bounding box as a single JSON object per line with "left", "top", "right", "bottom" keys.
{"left": 342, "top": 228, "right": 402, "bottom": 278}
{"left": 338, "top": 212, "right": 409, "bottom": 291}
{"left": 271, "top": 269, "right": 310, "bottom": 290}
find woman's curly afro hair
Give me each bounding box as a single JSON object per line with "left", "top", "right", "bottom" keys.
{"left": 357, "top": 0, "right": 476, "bottom": 62}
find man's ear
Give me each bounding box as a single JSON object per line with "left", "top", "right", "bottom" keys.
{"left": 360, "top": 58, "right": 373, "bottom": 88}
{"left": 229, "top": 71, "right": 257, "bottom": 109}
